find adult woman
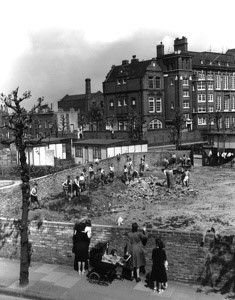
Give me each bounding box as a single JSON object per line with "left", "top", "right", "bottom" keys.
{"left": 151, "top": 238, "right": 168, "bottom": 293}
{"left": 126, "top": 222, "right": 148, "bottom": 282}
{"left": 73, "top": 222, "right": 90, "bottom": 274}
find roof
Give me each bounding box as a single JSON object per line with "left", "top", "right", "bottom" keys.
{"left": 189, "top": 51, "right": 235, "bottom": 68}
{"left": 58, "top": 91, "right": 103, "bottom": 111}
{"left": 73, "top": 139, "right": 148, "bottom": 147}
{"left": 104, "top": 59, "right": 161, "bottom": 83}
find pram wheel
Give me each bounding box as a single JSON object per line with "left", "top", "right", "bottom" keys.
{"left": 89, "top": 272, "right": 100, "bottom": 284}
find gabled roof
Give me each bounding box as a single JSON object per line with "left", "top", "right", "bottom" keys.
{"left": 104, "top": 59, "right": 161, "bottom": 83}
{"left": 189, "top": 51, "right": 235, "bottom": 68}
{"left": 58, "top": 91, "right": 103, "bottom": 111}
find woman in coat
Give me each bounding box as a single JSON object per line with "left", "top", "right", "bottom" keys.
{"left": 73, "top": 222, "right": 90, "bottom": 274}
{"left": 126, "top": 222, "right": 148, "bottom": 282}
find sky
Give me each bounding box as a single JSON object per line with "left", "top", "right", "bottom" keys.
{"left": 1, "top": 0, "right": 235, "bottom": 110}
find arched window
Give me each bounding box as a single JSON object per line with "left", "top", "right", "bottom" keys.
{"left": 149, "top": 119, "right": 163, "bottom": 129}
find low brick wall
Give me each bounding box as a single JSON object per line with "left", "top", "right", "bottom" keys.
{"left": 0, "top": 218, "right": 213, "bottom": 283}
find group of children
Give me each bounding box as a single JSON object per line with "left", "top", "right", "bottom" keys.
{"left": 62, "top": 163, "right": 116, "bottom": 200}
{"left": 123, "top": 155, "right": 146, "bottom": 184}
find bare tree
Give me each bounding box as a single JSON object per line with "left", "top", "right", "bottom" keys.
{"left": 0, "top": 88, "right": 44, "bottom": 286}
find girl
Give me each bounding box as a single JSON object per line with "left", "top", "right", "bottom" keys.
{"left": 151, "top": 238, "right": 168, "bottom": 293}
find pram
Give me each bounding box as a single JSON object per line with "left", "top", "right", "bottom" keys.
{"left": 88, "top": 242, "right": 131, "bottom": 285}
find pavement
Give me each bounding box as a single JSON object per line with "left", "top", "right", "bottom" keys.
{"left": 0, "top": 258, "right": 230, "bottom": 300}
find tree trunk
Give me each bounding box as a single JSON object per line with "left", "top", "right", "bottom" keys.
{"left": 19, "top": 147, "right": 30, "bottom": 286}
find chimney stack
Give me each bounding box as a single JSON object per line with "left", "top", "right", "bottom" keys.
{"left": 157, "top": 42, "right": 164, "bottom": 57}
{"left": 85, "top": 78, "right": 91, "bottom": 99}
{"left": 174, "top": 36, "right": 188, "bottom": 53}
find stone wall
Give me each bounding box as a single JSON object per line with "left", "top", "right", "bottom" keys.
{"left": 0, "top": 218, "right": 212, "bottom": 283}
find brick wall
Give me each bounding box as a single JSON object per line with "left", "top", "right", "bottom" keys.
{"left": 0, "top": 218, "right": 213, "bottom": 283}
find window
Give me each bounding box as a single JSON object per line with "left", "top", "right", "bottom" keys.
{"left": 117, "top": 79, "right": 121, "bottom": 85}
{"left": 207, "top": 74, "right": 213, "bottom": 80}
{"left": 118, "top": 121, "right": 127, "bottom": 130}
{"left": 62, "top": 144, "right": 66, "bottom": 155}
{"left": 123, "top": 99, "right": 127, "bottom": 106}
{"left": 198, "top": 106, "right": 206, "bottom": 113}
{"left": 215, "top": 75, "right": 221, "bottom": 89}
{"left": 208, "top": 106, "right": 214, "bottom": 112}
{"left": 149, "top": 97, "right": 155, "bottom": 112}
{"left": 110, "top": 99, "right": 114, "bottom": 108}
{"left": 231, "top": 75, "right": 235, "bottom": 90}
{"left": 123, "top": 78, "right": 126, "bottom": 84}
{"left": 231, "top": 97, "right": 235, "bottom": 110}
{"left": 183, "top": 79, "right": 189, "bottom": 86}
{"left": 224, "top": 96, "right": 229, "bottom": 111}
{"left": 183, "top": 101, "right": 189, "bottom": 108}
{"left": 198, "top": 117, "right": 206, "bottom": 125}
{"left": 184, "top": 113, "right": 190, "bottom": 120}
{"left": 223, "top": 75, "right": 229, "bottom": 90}
{"left": 218, "top": 118, "right": 222, "bottom": 129}
{"left": 208, "top": 82, "right": 213, "bottom": 90}
{"left": 197, "top": 81, "right": 206, "bottom": 90}
{"left": 155, "top": 77, "right": 161, "bottom": 89}
{"left": 208, "top": 94, "right": 213, "bottom": 102}
{"left": 148, "top": 76, "right": 154, "bottom": 89}
{"left": 183, "top": 90, "right": 189, "bottom": 97}
{"left": 131, "top": 97, "right": 136, "bottom": 106}
{"left": 149, "top": 119, "right": 162, "bottom": 129}
{"left": 118, "top": 99, "right": 122, "bottom": 107}
{"left": 225, "top": 117, "right": 230, "bottom": 128}
{"left": 198, "top": 94, "right": 206, "bottom": 102}
{"left": 75, "top": 146, "right": 83, "bottom": 157}
{"left": 170, "top": 79, "right": 174, "bottom": 85}
{"left": 93, "top": 147, "right": 101, "bottom": 159}
{"left": 156, "top": 97, "right": 162, "bottom": 112}
{"left": 232, "top": 117, "right": 235, "bottom": 126}
{"left": 216, "top": 96, "right": 221, "bottom": 111}
{"left": 198, "top": 72, "right": 205, "bottom": 80}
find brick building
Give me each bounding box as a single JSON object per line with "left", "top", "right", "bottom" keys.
{"left": 103, "top": 56, "right": 165, "bottom": 140}
{"left": 103, "top": 36, "right": 235, "bottom": 146}
{"left": 57, "top": 78, "right": 104, "bottom": 135}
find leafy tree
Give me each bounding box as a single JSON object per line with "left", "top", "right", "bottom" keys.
{"left": 60, "top": 115, "right": 67, "bottom": 136}
{"left": 126, "top": 110, "right": 145, "bottom": 140}
{"left": 88, "top": 106, "right": 105, "bottom": 130}
{"left": 0, "top": 88, "right": 44, "bottom": 286}
{"left": 169, "top": 109, "right": 185, "bottom": 150}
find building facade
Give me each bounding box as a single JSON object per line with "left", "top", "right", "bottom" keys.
{"left": 57, "top": 78, "right": 104, "bottom": 135}
{"left": 103, "top": 36, "right": 235, "bottom": 144}
{"left": 103, "top": 56, "right": 165, "bottom": 140}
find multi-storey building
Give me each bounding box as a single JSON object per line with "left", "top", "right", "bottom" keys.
{"left": 57, "top": 78, "right": 104, "bottom": 134}
{"left": 103, "top": 55, "right": 165, "bottom": 139}
{"left": 103, "top": 36, "right": 235, "bottom": 143}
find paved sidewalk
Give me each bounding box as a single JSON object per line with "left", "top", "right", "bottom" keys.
{"left": 0, "top": 258, "right": 228, "bottom": 300}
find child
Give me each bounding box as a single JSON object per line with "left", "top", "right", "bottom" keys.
{"left": 83, "top": 219, "right": 92, "bottom": 240}
{"left": 151, "top": 238, "right": 168, "bottom": 293}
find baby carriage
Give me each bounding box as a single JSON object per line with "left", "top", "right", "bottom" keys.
{"left": 88, "top": 242, "right": 131, "bottom": 286}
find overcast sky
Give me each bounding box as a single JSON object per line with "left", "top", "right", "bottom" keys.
{"left": 1, "top": 0, "right": 235, "bottom": 109}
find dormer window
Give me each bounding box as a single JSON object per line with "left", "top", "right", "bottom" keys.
{"left": 218, "top": 62, "right": 221, "bottom": 66}
{"left": 200, "top": 60, "right": 203, "bottom": 64}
